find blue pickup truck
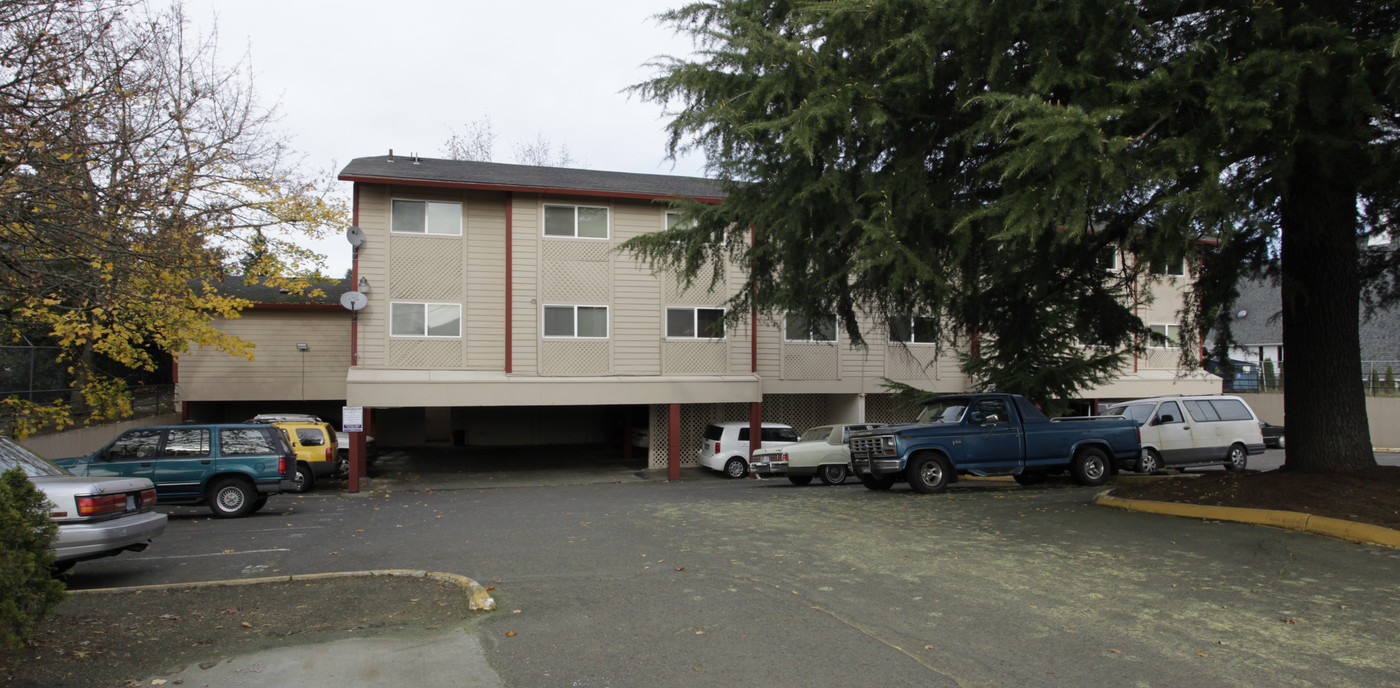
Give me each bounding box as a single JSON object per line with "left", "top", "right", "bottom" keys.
{"left": 848, "top": 393, "right": 1141, "bottom": 493}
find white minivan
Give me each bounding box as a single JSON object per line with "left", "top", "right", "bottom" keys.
{"left": 1103, "top": 395, "right": 1267, "bottom": 473}
{"left": 697, "top": 421, "right": 800, "bottom": 478}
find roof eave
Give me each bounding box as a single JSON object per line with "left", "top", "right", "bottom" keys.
{"left": 337, "top": 173, "right": 724, "bottom": 204}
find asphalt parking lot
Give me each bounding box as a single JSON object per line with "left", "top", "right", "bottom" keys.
{"left": 64, "top": 447, "right": 1400, "bottom": 688}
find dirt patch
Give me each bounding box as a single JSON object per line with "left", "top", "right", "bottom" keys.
{"left": 1108, "top": 465, "right": 1400, "bottom": 530}
{"left": 1, "top": 575, "right": 472, "bottom": 688}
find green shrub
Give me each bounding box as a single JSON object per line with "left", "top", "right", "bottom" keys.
{"left": 0, "top": 466, "right": 68, "bottom": 649}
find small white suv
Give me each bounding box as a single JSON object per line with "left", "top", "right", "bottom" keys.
{"left": 697, "top": 422, "right": 800, "bottom": 478}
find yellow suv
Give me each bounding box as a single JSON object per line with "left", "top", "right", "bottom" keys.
{"left": 247, "top": 417, "right": 339, "bottom": 492}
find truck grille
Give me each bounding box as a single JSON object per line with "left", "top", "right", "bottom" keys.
{"left": 849, "top": 436, "right": 885, "bottom": 458}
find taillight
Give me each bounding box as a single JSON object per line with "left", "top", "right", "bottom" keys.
{"left": 714, "top": 441, "right": 721, "bottom": 454}
{"left": 279, "top": 456, "right": 287, "bottom": 475}
{"left": 325, "top": 446, "right": 333, "bottom": 462}
{"left": 77, "top": 493, "right": 127, "bottom": 517}
{"left": 140, "top": 488, "right": 157, "bottom": 507}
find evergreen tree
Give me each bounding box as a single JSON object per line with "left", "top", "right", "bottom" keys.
{"left": 630, "top": 0, "right": 1395, "bottom": 472}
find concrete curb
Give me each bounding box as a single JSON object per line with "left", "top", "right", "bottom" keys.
{"left": 70, "top": 569, "right": 498, "bottom": 611}
{"left": 1095, "top": 490, "right": 1400, "bottom": 548}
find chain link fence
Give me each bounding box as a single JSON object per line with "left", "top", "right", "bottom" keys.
{"left": 1219, "top": 360, "right": 1399, "bottom": 396}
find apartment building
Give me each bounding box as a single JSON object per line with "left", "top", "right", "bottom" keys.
{"left": 178, "top": 155, "right": 1219, "bottom": 472}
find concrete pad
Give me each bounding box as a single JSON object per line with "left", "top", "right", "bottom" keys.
{"left": 149, "top": 629, "right": 504, "bottom": 688}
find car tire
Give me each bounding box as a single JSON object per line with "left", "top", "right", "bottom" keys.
{"left": 1276, "top": 434, "right": 1285, "bottom": 449}
{"left": 1013, "top": 471, "right": 1046, "bottom": 486}
{"left": 251, "top": 497, "right": 269, "bottom": 513}
{"left": 724, "top": 457, "right": 748, "bottom": 479}
{"left": 788, "top": 475, "right": 814, "bottom": 486}
{"left": 294, "top": 462, "right": 316, "bottom": 493}
{"left": 208, "top": 477, "right": 257, "bottom": 518}
{"left": 1223, "top": 443, "right": 1248, "bottom": 471}
{"left": 1070, "top": 447, "right": 1110, "bottom": 486}
{"left": 1137, "top": 449, "right": 1162, "bottom": 474}
{"left": 818, "top": 464, "right": 847, "bottom": 485}
{"left": 858, "top": 473, "right": 896, "bottom": 491}
{"left": 907, "top": 453, "right": 952, "bottom": 494}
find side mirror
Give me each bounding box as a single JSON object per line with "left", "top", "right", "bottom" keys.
{"left": 985, "top": 413, "right": 1002, "bottom": 424}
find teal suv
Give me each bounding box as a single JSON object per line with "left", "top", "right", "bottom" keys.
{"left": 57, "top": 424, "right": 298, "bottom": 518}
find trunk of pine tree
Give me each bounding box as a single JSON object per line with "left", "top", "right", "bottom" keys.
{"left": 1279, "top": 142, "right": 1376, "bottom": 473}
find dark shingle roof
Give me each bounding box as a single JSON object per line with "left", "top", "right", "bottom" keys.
{"left": 338, "top": 155, "right": 725, "bottom": 202}
{"left": 214, "top": 276, "right": 351, "bottom": 307}
{"left": 1210, "top": 275, "right": 1400, "bottom": 362}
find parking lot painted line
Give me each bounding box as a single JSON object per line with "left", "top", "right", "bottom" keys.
{"left": 71, "top": 569, "right": 497, "bottom": 611}
{"left": 238, "top": 525, "right": 326, "bottom": 533}
{"left": 137, "top": 548, "right": 291, "bottom": 560}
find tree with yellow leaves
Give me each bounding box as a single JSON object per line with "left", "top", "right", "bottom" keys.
{"left": 0, "top": 0, "right": 346, "bottom": 436}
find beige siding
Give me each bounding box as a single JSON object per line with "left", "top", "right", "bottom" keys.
{"left": 511, "top": 194, "right": 540, "bottom": 375}
{"left": 465, "top": 191, "right": 507, "bottom": 370}
{"left": 179, "top": 310, "right": 349, "bottom": 401}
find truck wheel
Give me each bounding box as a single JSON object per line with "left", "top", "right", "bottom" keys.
{"left": 208, "top": 477, "right": 256, "bottom": 518}
{"left": 1223, "top": 443, "right": 1248, "bottom": 471}
{"left": 907, "top": 454, "right": 952, "bottom": 494}
{"left": 788, "top": 475, "right": 814, "bottom": 486}
{"left": 294, "top": 462, "right": 316, "bottom": 493}
{"left": 724, "top": 457, "right": 748, "bottom": 479}
{"left": 1070, "top": 447, "right": 1110, "bottom": 486}
{"left": 858, "top": 474, "right": 896, "bottom": 491}
{"left": 818, "top": 464, "right": 848, "bottom": 485}
{"left": 1013, "top": 472, "right": 1046, "bottom": 486}
{"left": 1137, "top": 449, "right": 1162, "bottom": 474}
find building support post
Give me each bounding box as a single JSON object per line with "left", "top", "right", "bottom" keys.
{"left": 667, "top": 403, "right": 681, "bottom": 481}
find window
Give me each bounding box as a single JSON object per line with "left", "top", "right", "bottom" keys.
{"left": 544, "top": 204, "right": 609, "bottom": 239}
{"left": 1155, "top": 401, "right": 1184, "bottom": 424}
{"left": 1097, "top": 245, "right": 1120, "bottom": 271}
{"left": 1153, "top": 256, "right": 1186, "bottom": 276}
{"left": 1149, "top": 323, "right": 1182, "bottom": 348}
{"left": 785, "top": 313, "right": 837, "bottom": 342}
{"left": 163, "top": 428, "right": 211, "bottom": 457}
{"left": 666, "top": 307, "right": 725, "bottom": 339}
{"left": 392, "top": 199, "right": 462, "bottom": 235}
{"left": 391, "top": 302, "right": 462, "bottom": 337}
{"left": 888, "top": 316, "right": 938, "bottom": 343}
{"left": 219, "top": 427, "right": 279, "bottom": 456}
{"left": 666, "top": 211, "right": 692, "bottom": 231}
{"left": 108, "top": 429, "right": 162, "bottom": 460}
{"left": 1183, "top": 400, "right": 1220, "bottom": 422}
{"left": 544, "top": 305, "right": 608, "bottom": 338}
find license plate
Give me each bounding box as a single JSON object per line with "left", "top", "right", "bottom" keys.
{"left": 126, "top": 494, "right": 137, "bottom": 511}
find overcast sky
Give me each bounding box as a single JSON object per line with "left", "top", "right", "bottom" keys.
{"left": 180, "top": 0, "right": 707, "bottom": 276}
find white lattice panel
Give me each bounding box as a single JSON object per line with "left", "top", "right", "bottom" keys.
{"left": 1141, "top": 348, "right": 1183, "bottom": 370}
{"left": 542, "top": 261, "right": 611, "bottom": 304}
{"left": 389, "top": 338, "right": 465, "bottom": 369}
{"left": 663, "top": 341, "right": 729, "bottom": 374}
{"left": 782, "top": 344, "right": 841, "bottom": 380}
{"left": 665, "top": 272, "right": 728, "bottom": 304}
{"left": 543, "top": 241, "right": 611, "bottom": 262}
{"left": 865, "top": 393, "right": 914, "bottom": 425}
{"left": 389, "top": 236, "right": 464, "bottom": 301}
{"left": 884, "top": 345, "right": 940, "bottom": 381}
{"left": 761, "top": 394, "right": 829, "bottom": 432}
{"left": 539, "top": 339, "right": 611, "bottom": 376}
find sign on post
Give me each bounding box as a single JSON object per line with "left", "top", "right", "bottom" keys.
{"left": 343, "top": 406, "right": 364, "bottom": 433}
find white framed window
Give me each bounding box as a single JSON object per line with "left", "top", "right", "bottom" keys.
{"left": 1149, "top": 323, "right": 1182, "bottom": 348}
{"left": 1097, "top": 245, "right": 1120, "bottom": 271}
{"left": 785, "top": 313, "right": 837, "bottom": 342}
{"left": 391, "top": 302, "right": 462, "bottom": 337}
{"left": 888, "top": 316, "right": 938, "bottom": 344}
{"left": 544, "top": 204, "right": 609, "bottom": 239}
{"left": 543, "top": 305, "right": 609, "bottom": 338}
{"left": 666, "top": 211, "right": 693, "bottom": 231}
{"left": 391, "top": 199, "right": 462, "bottom": 236}
{"left": 1153, "top": 256, "right": 1186, "bottom": 276}
{"left": 666, "top": 307, "right": 726, "bottom": 339}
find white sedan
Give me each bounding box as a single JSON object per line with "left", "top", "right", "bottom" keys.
{"left": 751, "top": 423, "right": 884, "bottom": 485}
{"left": 1, "top": 436, "right": 167, "bottom": 573}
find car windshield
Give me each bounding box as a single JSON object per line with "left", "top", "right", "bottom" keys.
{"left": 915, "top": 398, "right": 971, "bottom": 424}
{"left": 0, "top": 437, "right": 70, "bottom": 477}
{"left": 1105, "top": 404, "right": 1154, "bottom": 425}
{"left": 799, "top": 426, "right": 832, "bottom": 442}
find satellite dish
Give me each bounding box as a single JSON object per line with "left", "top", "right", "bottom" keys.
{"left": 346, "top": 226, "right": 365, "bottom": 247}
{"left": 340, "top": 291, "right": 368, "bottom": 311}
